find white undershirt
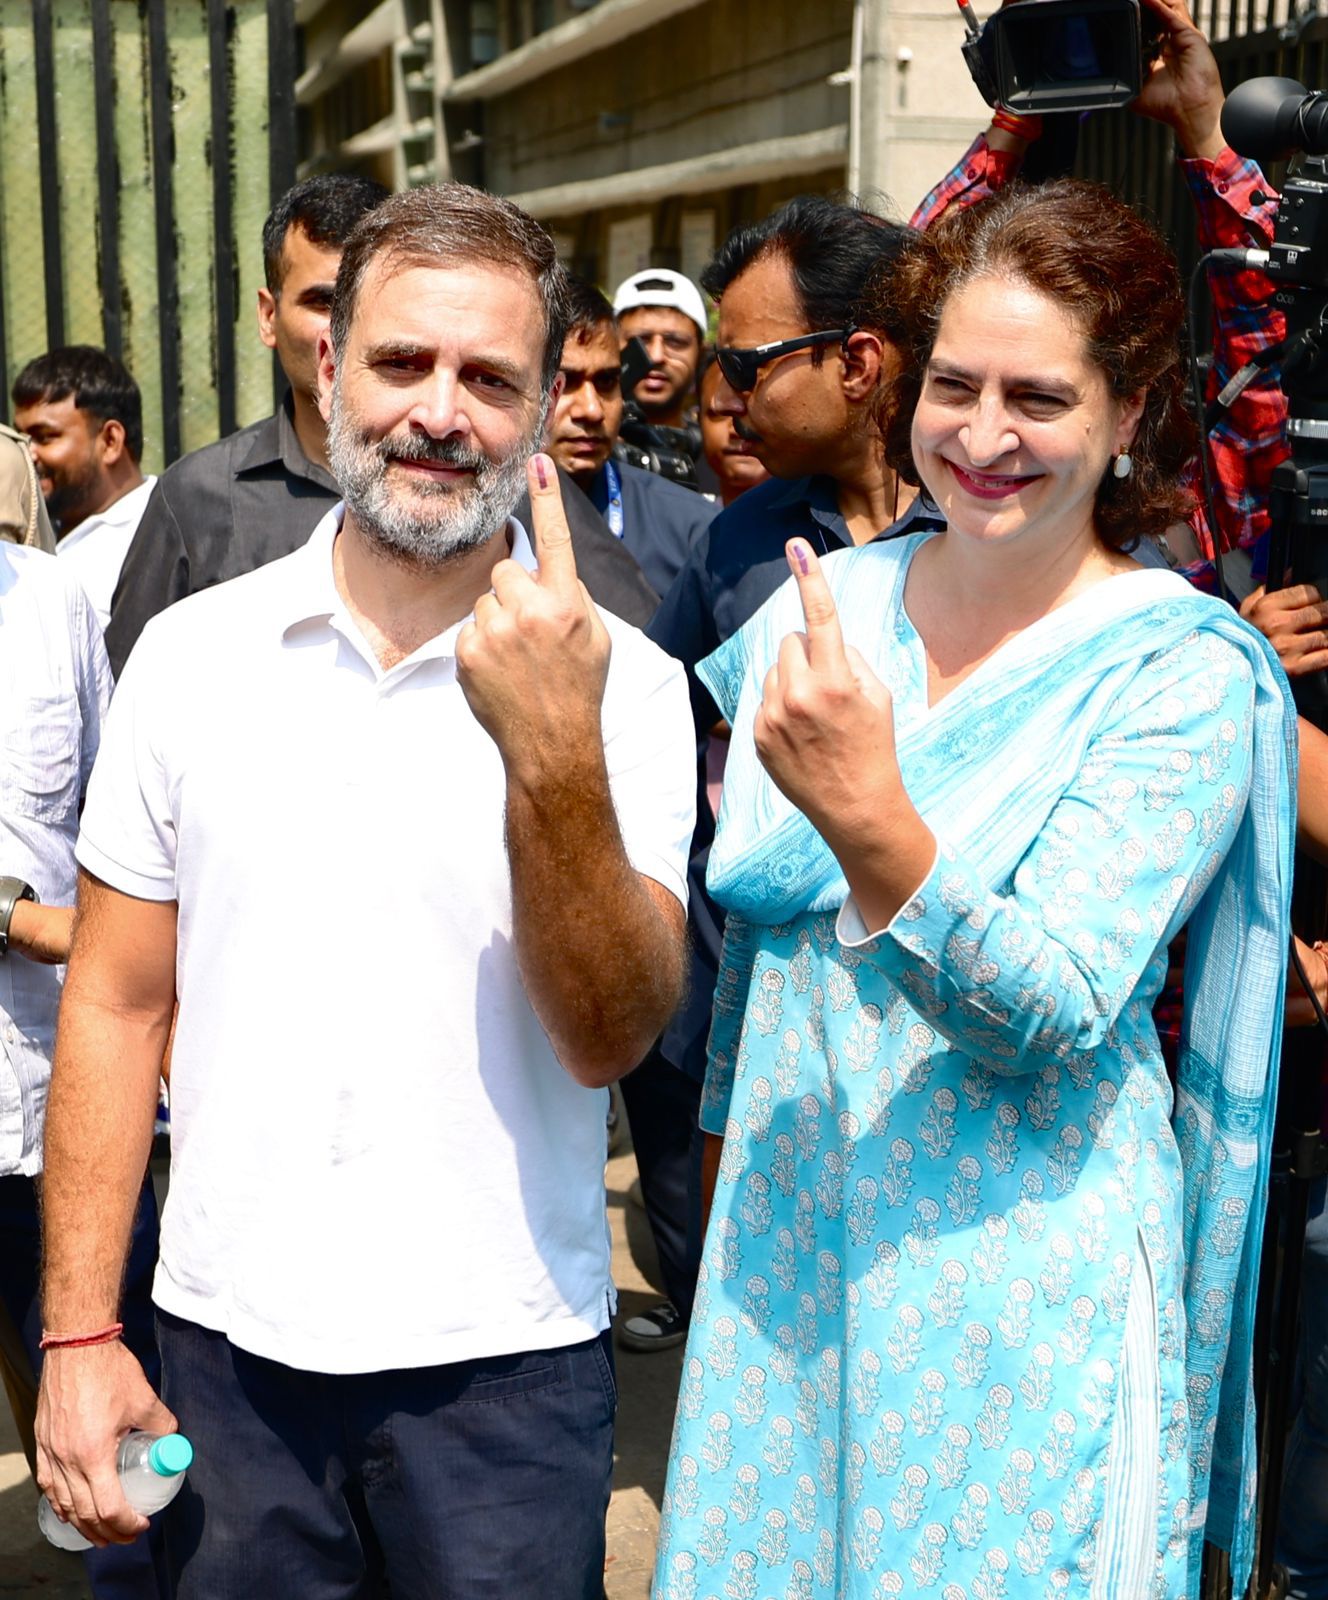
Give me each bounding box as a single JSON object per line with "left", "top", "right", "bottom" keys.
{"left": 56, "top": 476, "right": 156, "bottom": 630}
{"left": 77, "top": 508, "right": 696, "bottom": 1372}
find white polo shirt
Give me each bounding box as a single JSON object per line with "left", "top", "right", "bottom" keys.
{"left": 76, "top": 507, "right": 695, "bottom": 1373}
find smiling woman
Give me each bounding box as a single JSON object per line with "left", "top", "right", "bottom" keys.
{"left": 911, "top": 277, "right": 1139, "bottom": 555}
{"left": 877, "top": 179, "right": 1198, "bottom": 562}
{"left": 652, "top": 179, "right": 1297, "bottom": 1600}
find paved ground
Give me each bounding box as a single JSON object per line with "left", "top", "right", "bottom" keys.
{"left": 0, "top": 1415, "right": 87, "bottom": 1599}
{"left": 0, "top": 1143, "right": 678, "bottom": 1599}
{"left": 604, "top": 1145, "right": 684, "bottom": 1599}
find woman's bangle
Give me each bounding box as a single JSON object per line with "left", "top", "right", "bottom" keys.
{"left": 991, "top": 108, "right": 1044, "bottom": 143}
{"left": 39, "top": 1322, "right": 124, "bottom": 1351}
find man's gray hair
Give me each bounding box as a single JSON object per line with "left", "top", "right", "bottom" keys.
{"left": 329, "top": 183, "right": 570, "bottom": 394}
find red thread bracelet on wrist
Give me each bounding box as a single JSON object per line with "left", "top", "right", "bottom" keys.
{"left": 991, "top": 108, "right": 1044, "bottom": 142}
{"left": 39, "top": 1322, "right": 124, "bottom": 1350}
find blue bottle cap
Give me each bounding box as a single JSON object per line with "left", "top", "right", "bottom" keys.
{"left": 147, "top": 1434, "right": 194, "bottom": 1476}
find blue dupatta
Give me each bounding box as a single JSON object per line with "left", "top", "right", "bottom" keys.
{"left": 698, "top": 532, "right": 1296, "bottom": 1592}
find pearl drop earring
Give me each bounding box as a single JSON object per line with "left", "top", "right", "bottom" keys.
{"left": 1112, "top": 450, "right": 1133, "bottom": 480}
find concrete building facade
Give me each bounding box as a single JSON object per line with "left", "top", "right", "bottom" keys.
{"left": 294, "top": 0, "right": 1317, "bottom": 297}
{"left": 297, "top": 0, "right": 451, "bottom": 191}
{"left": 297, "top": 0, "right": 992, "bottom": 288}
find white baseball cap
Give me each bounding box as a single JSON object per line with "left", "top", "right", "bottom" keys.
{"left": 613, "top": 269, "right": 708, "bottom": 339}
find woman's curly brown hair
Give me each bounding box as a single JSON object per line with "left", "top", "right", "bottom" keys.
{"left": 864, "top": 179, "right": 1198, "bottom": 551}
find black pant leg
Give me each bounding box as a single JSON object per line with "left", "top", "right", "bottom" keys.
{"left": 618, "top": 1046, "right": 703, "bottom": 1321}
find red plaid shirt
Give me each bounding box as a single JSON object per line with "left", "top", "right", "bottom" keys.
{"left": 910, "top": 135, "right": 1288, "bottom": 573}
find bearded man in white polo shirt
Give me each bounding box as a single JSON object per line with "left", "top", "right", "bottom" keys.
{"left": 33, "top": 185, "right": 694, "bottom": 1600}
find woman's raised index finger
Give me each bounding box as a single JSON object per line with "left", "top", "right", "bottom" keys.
{"left": 787, "top": 539, "right": 846, "bottom": 668}
{"left": 527, "top": 453, "right": 579, "bottom": 590}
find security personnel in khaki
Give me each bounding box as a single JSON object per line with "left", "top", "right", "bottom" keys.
{"left": 0, "top": 420, "right": 55, "bottom": 551}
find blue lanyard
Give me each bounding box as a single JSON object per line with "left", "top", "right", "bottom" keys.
{"left": 602, "top": 459, "right": 624, "bottom": 540}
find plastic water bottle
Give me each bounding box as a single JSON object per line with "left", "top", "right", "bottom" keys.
{"left": 38, "top": 1430, "right": 193, "bottom": 1551}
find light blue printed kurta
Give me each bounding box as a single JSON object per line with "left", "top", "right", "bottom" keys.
{"left": 653, "top": 535, "right": 1295, "bottom": 1600}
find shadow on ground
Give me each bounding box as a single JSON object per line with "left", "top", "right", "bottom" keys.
{"left": 0, "top": 1441, "right": 89, "bottom": 1598}
{"left": 604, "top": 1149, "right": 684, "bottom": 1600}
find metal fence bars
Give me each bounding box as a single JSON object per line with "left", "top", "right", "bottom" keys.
{"left": 0, "top": 0, "right": 296, "bottom": 475}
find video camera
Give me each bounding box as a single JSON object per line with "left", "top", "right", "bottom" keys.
{"left": 959, "top": 0, "right": 1164, "bottom": 115}
{"left": 1220, "top": 77, "right": 1328, "bottom": 718}
{"left": 1215, "top": 77, "right": 1328, "bottom": 1600}
{"left": 615, "top": 334, "right": 701, "bottom": 490}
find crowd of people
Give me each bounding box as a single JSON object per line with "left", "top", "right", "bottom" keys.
{"left": 1, "top": 0, "right": 1326, "bottom": 1597}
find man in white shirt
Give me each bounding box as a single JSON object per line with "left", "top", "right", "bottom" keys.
{"left": 0, "top": 522, "right": 168, "bottom": 1597}
{"left": 12, "top": 347, "right": 155, "bottom": 629}
{"left": 35, "top": 183, "right": 694, "bottom": 1600}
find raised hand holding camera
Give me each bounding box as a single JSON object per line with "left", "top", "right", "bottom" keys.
{"left": 1132, "top": 0, "right": 1225, "bottom": 158}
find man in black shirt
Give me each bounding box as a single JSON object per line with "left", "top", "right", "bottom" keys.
{"left": 626, "top": 201, "right": 946, "bottom": 1352}
{"left": 104, "top": 175, "right": 389, "bottom": 676}
{"left": 652, "top": 196, "right": 943, "bottom": 728}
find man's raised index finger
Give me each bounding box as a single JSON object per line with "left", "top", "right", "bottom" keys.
{"left": 527, "top": 453, "right": 578, "bottom": 590}
{"left": 787, "top": 539, "right": 846, "bottom": 668}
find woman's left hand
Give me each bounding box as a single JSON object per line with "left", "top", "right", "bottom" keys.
{"left": 754, "top": 540, "right": 903, "bottom": 844}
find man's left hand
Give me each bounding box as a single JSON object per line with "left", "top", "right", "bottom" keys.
{"left": 457, "top": 453, "right": 611, "bottom": 785}
{"left": 1287, "top": 936, "right": 1328, "bottom": 1028}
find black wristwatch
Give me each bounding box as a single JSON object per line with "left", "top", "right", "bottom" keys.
{"left": 0, "top": 877, "right": 38, "bottom": 956}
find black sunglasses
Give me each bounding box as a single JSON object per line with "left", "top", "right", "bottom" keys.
{"left": 714, "top": 328, "right": 851, "bottom": 394}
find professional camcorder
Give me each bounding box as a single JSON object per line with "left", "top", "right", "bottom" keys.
{"left": 958, "top": 0, "right": 1164, "bottom": 115}
{"left": 1215, "top": 75, "right": 1328, "bottom": 1600}
{"left": 1220, "top": 78, "right": 1328, "bottom": 630}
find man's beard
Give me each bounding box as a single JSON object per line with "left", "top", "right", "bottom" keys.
{"left": 45, "top": 463, "right": 101, "bottom": 536}
{"left": 327, "top": 383, "right": 545, "bottom": 569}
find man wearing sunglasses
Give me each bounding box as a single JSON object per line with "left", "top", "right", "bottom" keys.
{"left": 648, "top": 192, "right": 945, "bottom": 735}
{"left": 624, "top": 195, "right": 946, "bottom": 1357}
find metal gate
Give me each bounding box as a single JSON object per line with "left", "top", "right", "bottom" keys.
{"left": 0, "top": 0, "right": 296, "bottom": 474}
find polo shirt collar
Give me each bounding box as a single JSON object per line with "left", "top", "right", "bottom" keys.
{"left": 237, "top": 393, "right": 338, "bottom": 491}
{"left": 765, "top": 472, "right": 943, "bottom": 541}
{"left": 280, "top": 503, "right": 534, "bottom": 673}
{"left": 763, "top": 473, "right": 850, "bottom": 543}
{"left": 765, "top": 473, "right": 824, "bottom": 513}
